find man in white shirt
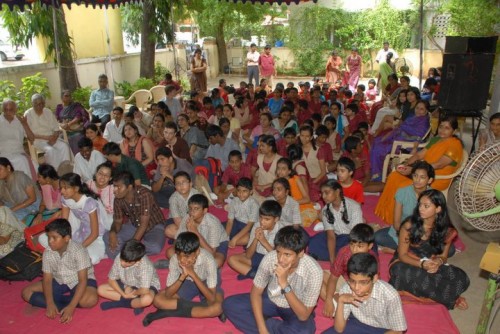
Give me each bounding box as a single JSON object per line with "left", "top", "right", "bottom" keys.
{"left": 103, "top": 106, "right": 125, "bottom": 143}
{"left": 375, "top": 41, "right": 399, "bottom": 63}
{"left": 73, "top": 137, "right": 106, "bottom": 183}
{"left": 246, "top": 43, "right": 260, "bottom": 86}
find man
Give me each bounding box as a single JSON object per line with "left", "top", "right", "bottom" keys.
{"left": 375, "top": 41, "right": 399, "bottom": 64}
{"left": 246, "top": 43, "right": 260, "bottom": 86}
{"left": 89, "top": 74, "right": 114, "bottom": 133}
{"left": 104, "top": 171, "right": 166, "bottom": 259}
{"left": 259, "top": 45, "right": 276, "bottom": 90}
{"left": 102, "top": 142, "right": 150, "bottom": 187}
{"left": 0, "top": 99, "right": 37, "bottom": 179}
{"left": 73, "top": 137, "right": 106, "bottom": 183}
{"left": 24, "top": 94, "right": 71, "bottom": 170}
{"left": 161, "top": 85, "right": 183, "bottom": 120}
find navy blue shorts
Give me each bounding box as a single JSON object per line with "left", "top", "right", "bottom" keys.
{"left": 216, "top": 241, "right": 229, "bottom": 259}
{"left": 228, "top": 219, "right": 247, "bottom": 239}
{"left": 251, "top": 252, "right": 265, "bottom": 270}
{"left": 116, "top": 279, "right": 159, "bottom": 294}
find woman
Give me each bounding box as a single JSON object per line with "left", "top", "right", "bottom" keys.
{"left": 299, "top": 125, "right": 327, "bottom": 202}
{"left": 370, "top": 100, "right": 431, "bottom": 181}
{"left": 245, "top": 113, "right": 280, "bottom": 150}
{"left": 400, "top": 86, "right": 421, "bottom": 121}
{"left": 479, "top": 113, "right": 500, "bottom": 151}
{"left": 377, "top": 52, "right": 395, "bottom": 92}
{"left": 375, "top": 116, "right": 463, "bottom": 225}
{"left": 190, "top": 49, "right": 208, "bottom": 93}
{"left": 389, "top": 189, "right": 469, "bottom": 310}
{"left": 271, "top": 107, "right": 298, "bottom": 138}
{"left": 252, "top": 135, "right": 282, "bottom": 200}
{"left": 0, "top": 157, "right": 41, "bottom": 221}
{"left": 146, "top": 113, "right": 166, "bottom": 148}
{"left": 345, "top": 47, "right": 362, "bottom": 92}
{"left": 120, "top": 122, "right": 156, "bottom": 178}
{"left": 325, "top": 51, "right": 343, "bottom": 84}
{"left": 55, "top": 90, "right": 89, "bottom": 155}
{"left": 369, "top": 73, "right": 401, "bottom": 125}
{"left": 31, "top": 164, "right": 62, "bottom": 226}
{"left": 87, "top": 161, "right": 114, "bottom": 231}
{"left": 177, "top": 113, "right": 209, "bottom": 163}
{"left": 85, "top": 123, "right": 108, "bottom": 154}
{"left": 371, "top": 89, "right": 408, "bottom": 136}
{"left": 0, "top": 206, "right": 25, "bottom": 258}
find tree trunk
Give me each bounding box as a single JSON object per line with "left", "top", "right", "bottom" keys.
{"left": 58, "top": 8, "right": 79, "bottom": 91}
{"left": 215, "top": 21, "right": 228, "bottom": 74}
{"left": 140, "top": 0, "right": 156, "bottom": 78}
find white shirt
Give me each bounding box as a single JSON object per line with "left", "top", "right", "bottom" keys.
{"left": 375, "top": 48, "right": 399, "bottom": 63}
{"left": 0, "top": 114, "right": 26, "bottom": 154}
{"left": 73, "top": 150, "right": 106, "bottom": 183}
{"left": 103, "top": 119, "right": 125, "bottom": 143}
{"left": 247, "top": 51, "right": 260, "bottom": 66}
{"left": 24, "top": 107, "right": 59, "bottom": 137}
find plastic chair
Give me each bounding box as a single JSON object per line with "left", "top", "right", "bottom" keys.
{"left": 124, "top": 89, "right": 152, "bottom": 111}
{"left": 149, "top": 85, "right": 166, "bottom": 103}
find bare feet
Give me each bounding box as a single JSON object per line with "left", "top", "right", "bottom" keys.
{"left": 455, "top": 296, "right": 468, "bottom": 310}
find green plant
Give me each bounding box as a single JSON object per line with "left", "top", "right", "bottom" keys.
{"left": 72, "top": 86, "right": 93, "bottom": 110}
{"left": 133, "top": 77, "right": 155, "bottom": 91}
{"left": 0, "top": 80, "right": 17, "bottom": 103}
{"left": 154, "top": 62, "right": 169, "bottom": 84}
{"left": 115, "top": 81, "right": 134, "bottom": 98}
{"left": 17, "top": 73, "right": 51, "bottom": 114}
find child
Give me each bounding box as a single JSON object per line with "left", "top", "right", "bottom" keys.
{"left": 202, "top": 96, "right": 215, "bottom": 119}
{"left": 276, "top": 127, "right": 297, "bottom": 157}
{"left": 343, "top": 136, "right": 370, "bottom": 187}
{"left": 316, "top": 125, "right": 335, "bottom": 172}
{"left": 296, "top": 99, "right": 312, "bottom": 126}
{"left": 326, "top": 253, "right": 407, "bottom": 334}
{"left": 308, "top": 180, "right": 363, "bottom": 264}
{"left": 143, "top": 232, "right": 224, "bottom": 326}
{"left": 267, "top": 88, "right": 284, "bottom": 118}
{"left": 324, "top": 116, "right": 342, "bottom": 161}
{"left": 336, "top": 157, "right": 364, "bottom": 205}
{"left": 73, "top": 137, "right": 106, "bottom": 183}
{"left": 214, "top": 150, "right": 252, "bottom": 202}
{"left": 228, "top": 199, "right": 284, "bottom": 280}
{"left": 102, "top": 141, "right": 150, "bottom": 187}
{"left": 223, "top": 226, "right": 323, "bottom": 333}
{"left": 98, "top": 239, "right": 160, "bottom": 315}
{"left": 344, "top": 103, "right": 364, "bottom": 135}
{"left": 34, "top": 163, "right": 62, "bottom": 226}
{"left": 269, "top": 178, "right": 301, "bottom": 227}
{"left": 321, "top": 224, "right": 377, "bottom": 318}
{"left": 22, "top": 219, "right": 98, "bottom": 324}
{"left": 225, "top": 177, "right": 260, "bottom": 248}
{"left": 208, "top": 104, "right": 224, "bottom": 125}
{"left": 167, "top": 194, "right": 229, "bottom": 268}
{"left": 365, "top": 79, "right": 378, "bottom": 102}
{"left": 87, "top": 161, "right": 114, "bottom": 230}
{"left": 103, "top": 106, "right": 125, "bottom": 144}
{"left": 205, "top": 124, "right": 241, "bottom": 171}
{"left": 164, "top": 171, "right": 199, "bottom": 240}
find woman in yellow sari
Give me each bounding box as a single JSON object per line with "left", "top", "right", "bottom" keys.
{"left": 276, "top": 157, "right": 318, "bottom": 227}
{"left": 375, "top": 116, "right": 463, "bottom": 225}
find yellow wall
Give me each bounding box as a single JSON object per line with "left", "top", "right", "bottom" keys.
{"left": 64, "top": 5, "right": 124, "bottom": 59}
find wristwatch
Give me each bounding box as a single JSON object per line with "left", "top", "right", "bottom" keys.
{"left": 281, "top": 285, "right": 292, "bottom": 295}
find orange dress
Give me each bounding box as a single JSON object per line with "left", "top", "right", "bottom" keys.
{"left": 288, "top": 175, "right": 318, "bottom": 227}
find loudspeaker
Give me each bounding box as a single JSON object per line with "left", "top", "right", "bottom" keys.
{"left": 444, "top": 36, "right": 497, "bottom": 54}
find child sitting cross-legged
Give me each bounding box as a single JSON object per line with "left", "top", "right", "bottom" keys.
{"left": 323, "top": 253, "right": 407, "bottom": 334}
{"left": 228, "top": 200, "right": 284, "bottom": 280}
{"left": 143, "top": 232, "right": 224, "bottom": 326}
{"left": 321, "top": 224, "right": 378, "bottom": 318}
{"left": 336, "top": 157, "right": 364, "bottom": 205}
{"left": 225, "top": 177, "right": 260, "bottom": 248}
{"left": 214, "top": 150, "right": 252, "bottom": 202}
{"left": 97, "top": 239, "right": 160, "bottom": 315}
{"left": 21, "top": 219, "right": 98, "bottom": 324}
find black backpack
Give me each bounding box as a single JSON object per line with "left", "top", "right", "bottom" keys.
{"left": 0, "top": 242, "right": 43, "bottom": 281}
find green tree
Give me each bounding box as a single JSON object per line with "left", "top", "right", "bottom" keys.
{"left": 438, "top": 0, "right": 499, "bottom": 36}
{"left": 0, "top": 3, "right": 79, "bottom": 91}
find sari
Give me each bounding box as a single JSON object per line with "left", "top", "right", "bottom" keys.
{"left": 346, "top": 55, "right": 362, "bottom": 91}
{"left": 375, "top": 136, "right": 463, "bottom": 224}
{"left": 370, "top": 114, "right": 430, "bottom": 181}
{"left": 379, "top": 62, "right": 394, "bottom": 91}
{"left": 288, "top": 175, "right": 318, "bottom": 227}
{"left": 55, "top": 102, "right": 89, "bottom": 154}
{"left": 325, "top": 56, "right": 342, "bottom": 84}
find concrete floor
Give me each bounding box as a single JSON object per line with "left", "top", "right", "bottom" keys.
{"left": 208, "top": 74, "right": 500, "bottom": 333}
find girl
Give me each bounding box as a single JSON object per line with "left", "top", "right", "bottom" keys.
{"left": 308, "top": 180, "right": 363, "bottom": 265}
{"left": 389, "top": 189, "right": 469, "bottom": 310}
{"left": 324, "top": 116, "right": 342, "bottom": 161}
{"left": 146, "top": 113, "right": 166, "bottom": 148}
{"left": 272, "top": 107, "right": 298, "bottom": 137}
{"left": 223, "top": 104, "right": 241, "bottom": 143}
{"left": 31, "top": 164, "right": 62, "bottom": 226}
{"left": 60, "top": 173, "right": 106, "bottom": 264}
{"left": 252, "top": 135, "right": 282, "bottom": 200}
{"left": 245, "top": 113, "right": 280, "bottom": 150}
{"left": 298, "top": 125, "right": 327, "bottom": 202}
{"left": 87, "top": 161, "right": 115, "bottom": 232}
{"left": 276, "top": 158, "right": 317, "bottom": 227}
{"left": 210, "top": 88, "right": 224, "bottom": 108}
{"left": 120, "top": 122, "right": 156, "bottom": 178}
{"left": 234, "top": 95, "right": 251, "bottom": 128}
{"left": 208, "top": 105, "right": 224, "bottom": 125}
{"left": 85, "top": 123, "right": 108, "bottom": 154}
{"left": 269, "top": 178, "right": 301, "bottom": 227}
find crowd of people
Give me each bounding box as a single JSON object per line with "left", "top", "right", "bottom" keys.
{"left": 2, "top": 42, "right": 500, "bottom": 332}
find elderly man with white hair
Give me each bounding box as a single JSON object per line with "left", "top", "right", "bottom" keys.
{"left": 0, "top": 99, "right": 38, "bottom": 179}
{"left": 24, "top": 94, "right": 71, "bottom": 169}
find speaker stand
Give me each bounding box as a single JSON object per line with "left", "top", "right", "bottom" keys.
{"left": 439, "top": 108, "right": 483, "bottom": 154}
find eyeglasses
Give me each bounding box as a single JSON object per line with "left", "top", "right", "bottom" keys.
{"left": 97, "top": 171, "right": 112, "bottom": 178}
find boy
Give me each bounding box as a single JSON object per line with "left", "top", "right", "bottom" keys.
{"left": 214, "top": 150, "right": 252, "bottom": 202}
{"left": 325, "top": 253, "right": 407, "bottom": 334}
{"left": 223, "top": 226, "right": 322, "bottom": 334}
{"left": 205, "top": 124, "right": 240, "bottom": 171}
{"left": 143, "top": 232, "right": 224, "bottom": 326}
{"left": 167, "top": 194, "right": 229, "bottom": 268}
{"left": 336, "top": 157, "right": 364, "bottom": 205}
{"left": 225, "top": 177, "right": 260, "bottom": 248}
{"left": 73, "top": 137, "right": 106, "bottom": 183}
{"left": 321, "top": 224, "right": 377, "bottom": 318}
{"left": 21, "top": 219, "right": 98, "bottom": 324}
{"left": 276, "top": 127, "right": 296, "bottom": 157}
{"left": 342, "top": 136, "right": 370, "bottom": 187}
{"left": 102, "top": 142, "right": 150, "bottom": 187}
{"left": 103, "top": 106, "right": 125, "bottom": 144}
{"left": 316, "top": 125, "right": 335, "bottom": 172}
{"left": 98, "top": 239, "right": 160, "bottom": 315}
{"left": 162, "top": 84, "right": 183, "bottom": 119}
{"left": 228, "top": 199, "right": 284, "bottom": 280}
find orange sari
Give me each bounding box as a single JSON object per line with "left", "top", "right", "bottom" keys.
{"left": 375, "top": 136, "right": 463, "bottom": 225}
{"left": 289, "top": 175, "right": 318, "bottom": 227}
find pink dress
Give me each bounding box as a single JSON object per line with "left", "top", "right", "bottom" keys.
{"left": 347, "top": 55, "right": 362, "bottom": 91}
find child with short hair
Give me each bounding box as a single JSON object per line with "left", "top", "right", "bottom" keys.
{"left": 143, "top": 232, "right": 224, "bottom": 326}
{"left": 167, "top": 194, "right": 229, "bottom": 268}
{"left": 225, "top": 177, "right": 260, "bottom": 248}
{"left": 214, "top": 150, "right": 252, "bottom": 202}
{"left": 326, "top": 253, "right": 407, "bottom": 334}
{"left": 321, "top": 224, "right": 378, "bottom": 318}
{"left": 102, "top": 141, "right": 150, "bottom": 187}
{"left": 98, "top": 239, "right": 160, "bottom": 315}
{"left": 365, "top": 79, "right": 378, "bottom": 103}
{"left": 343, "top": 136, "right": 370, "bottom": 187}
{"left": 276, "top": 127, "right": 296, "bottom": 157}
{"left": 336, "top": 157, "right": 364, "bottom": 205}
{"left": 228, "top": 199, "right": 284, "bottom": 280}
{"left": 22, "top": 219, "right": 98, "bottom": 324}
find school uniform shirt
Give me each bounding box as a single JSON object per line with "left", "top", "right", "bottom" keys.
{"left": 247, "top": 220, "right": 285, "bottom": 255}
{"left": 176, "top": 213, "right": 229, "bottom": 249}
{"left": 330, "top": 246, "right": 379, "bottom": 280}
{"left": 228, "top": 196, "right": 260, "bottom": 224}
{"left": 103, "top": 120, "right": 125, "bottom": 143}
{"left": 253, "top": 250, "right": 322, "bottom": 308}
{"left": 108, "top": 254, "right": 160, "bottom": 291}
{"left": 73, "top": 150, "right": 106, "bottom": 183}
{"left": 339, "top": 279, "right": 407, "bottom": 332}
{"left": 221, "top": 163, "right": 252, "bottom": 187}
{"left": 267, "top": 195, "right": 301, "bottom": 226}
{"left": 166, "top": 248, "right": 218, "bottom": 289}
{"left": 42, "top": 240, "right": 96, "bottom": 289}
{"left": 321, "top": 197, "right": 363, "bottom": 235}
{"left": 168, "top": 188, "right": 199, "bottom": 219}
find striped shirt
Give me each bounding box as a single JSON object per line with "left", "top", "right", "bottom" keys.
{"left": 108, "top": 254, "right": 160, "bottom": 290}
{"left": 166, "top": 248, "right": 218, "bottom": 289}
{"left": 228, "top": 196, "right": 260, "bottom": 223}
{"left": 177, "top": 213, "right": 229, "bottom": 249}
{"left": 168, "top": 188, "right": 199, "bottom": 219}
{"left": 321, "top": 197, "right": 363, "bottom": 235}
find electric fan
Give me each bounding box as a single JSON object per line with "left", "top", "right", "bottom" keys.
{"left": 394, "top": 58, "right": 414, "bottom": 77}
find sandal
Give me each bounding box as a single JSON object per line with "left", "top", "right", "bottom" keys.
{"left": 455, "top": 296, "right": 468, "bottom": 310}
